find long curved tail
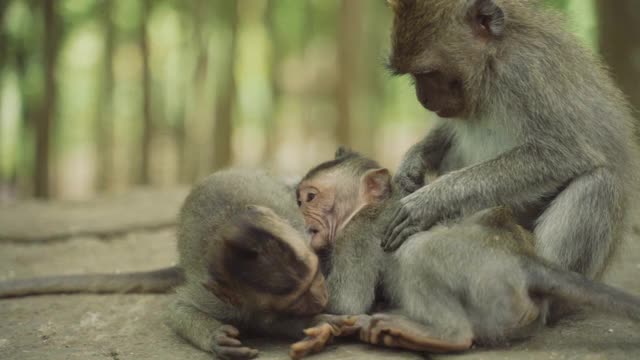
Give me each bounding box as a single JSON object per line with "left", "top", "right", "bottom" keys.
{"left": 525, "top": 258, "right": 640, "bottom": 322}
{"left": 0, "top": 266, "right": 184, "bottom": 298}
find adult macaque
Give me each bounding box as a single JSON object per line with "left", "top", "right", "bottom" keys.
{"left": 382, "top": 0, "right": 639, "bottom": 287}
{"left": 291, "top": 150, "right": 640, "bottom": 358}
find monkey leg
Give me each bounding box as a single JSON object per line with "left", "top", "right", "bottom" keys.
{"left": 534, "top": 168, "right": 622, "bottom": 279}
{"left": 358, "top": 313, "right": 472, "bottom": 353}
{"left": 288, "top": 315, "right": 358, "bottom": 359}
{"left": 166, "top": 299, "right": 258, "bottom": 360}
{"left": 494, "top": 283, "right": 544, "bottom": 340}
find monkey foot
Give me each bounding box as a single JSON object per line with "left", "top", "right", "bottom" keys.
{"left": 289, "top": 315, "right": 357, "bottom": 359}
{"left": 212, "top": 325, "right": 259, "bottom": 360}
{"left": 359, "top": 313, "right": 472, "bottom": 353}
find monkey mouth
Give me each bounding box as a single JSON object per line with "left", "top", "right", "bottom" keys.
{"left": 435, "top": 108, "right": 457, "bottom": 118}
{"left": 419, "top": 99, "right": 454, "bottom": 118}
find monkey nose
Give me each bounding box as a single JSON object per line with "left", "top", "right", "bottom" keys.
{"left": 415, "top": 83, "right": 431, "bottom": 110}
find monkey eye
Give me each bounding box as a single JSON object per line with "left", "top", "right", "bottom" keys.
{"left": 297, "top": 200, "right": 302, "bottom": 207}
{"left": 306, "top": 193, "right": 316, "bottom": 202}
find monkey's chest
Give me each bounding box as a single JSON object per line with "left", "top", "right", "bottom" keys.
{"left": 441, "top": 122, "right": 518, "bottom": 172}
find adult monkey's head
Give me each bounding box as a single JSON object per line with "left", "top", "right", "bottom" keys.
{"left": 387, "top": 0, "right": 515, "bottom": 118}
{"left": 296, "top": 148, "right": 392, "bottom": 252}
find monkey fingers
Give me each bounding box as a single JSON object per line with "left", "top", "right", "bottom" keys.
{"left": 289, "top": 323, "right": 336, "bottom": 359}
{"left": 383, "top": 211, "right": 413, "bottom": 250}
{"left": 289, "top": 316, "right": 358, "bottom": 359}
{"left": 394, "top": 173, "right": 423, "bottom": 195}
{"left": 361, "top": 314, "right": 472, "bottom": 353}
{"left": 212, "top": 325, "right": 259, "bottom": 360}
{"left": 384, "top": 223, "right": 421, "bottom": 252}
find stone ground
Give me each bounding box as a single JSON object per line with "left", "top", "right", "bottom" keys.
{"left": 1, "top": 189, "right": 639, "bottom": 360}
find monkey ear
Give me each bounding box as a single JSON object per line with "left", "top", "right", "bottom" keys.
{"left": 362, "top": 168, "right": 392, "bottom": 202}
{"left": 468, "top": 0, "right": 505, "bottom": 39}
{"left": 471, "top": 206, "right": 514, "bottom": 227}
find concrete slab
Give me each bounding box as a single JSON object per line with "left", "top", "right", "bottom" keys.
{"left": 1, "top": 190, "right": 639, "bottom": 360}
{"left": 0, "top": 188, "right": 188, "bottom": 243}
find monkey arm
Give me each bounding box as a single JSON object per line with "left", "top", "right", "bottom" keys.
{"left": 384, "top": 141, "right": 597, "bottom": 251}
{"left": 393, "top": 122, "right": 454, "bottom": 195}
{"left": 166, "top": 298, "right": 259, "bottom": 359}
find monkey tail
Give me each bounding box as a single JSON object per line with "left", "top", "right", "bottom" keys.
{"left": 0, "top": 266, "right": 184, "bottom": 298}
{"left": 524, "top": 258, "right": 640, "bottom": 322}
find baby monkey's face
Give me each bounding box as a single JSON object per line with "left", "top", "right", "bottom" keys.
{"left": 204, "top": 205, "right": 328, "bottom": 316}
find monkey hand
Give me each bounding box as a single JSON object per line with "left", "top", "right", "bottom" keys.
{"left": 383, "top": 188, "right": 440, "bottom": 252}
{"left": 358, "top": 313, "right": 472, "bottom": 353}
{"left": 211, "top": 325, "right": 259, "bottom": 360}
{"left": 394, "top": 159, "right": 426, "bottom": 196}
{"left": 288, "top": 315, "right": 358, "bottom": 359}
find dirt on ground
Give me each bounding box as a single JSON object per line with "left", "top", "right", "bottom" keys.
{"left": 1, "top": 190, "right": 639, "bottom": 360}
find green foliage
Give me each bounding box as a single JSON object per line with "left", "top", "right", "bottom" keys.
{"left": 0, "top": 0, "right": 617, "bottom": 199}
{"left": 546, "top": 0, "right": 571, "bottom": 10}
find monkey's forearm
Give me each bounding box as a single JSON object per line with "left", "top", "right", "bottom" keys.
{"left": 166, "top": 299, "right": 225, "bottom": 352}
{"left": 428, "top": 143, "right": 594, "bottom": 212}
{"left": 409, "top": 124, "right": 453, "bottom": 172}
{"left": 394, "top": 123, "right": 453, "bottom": 194}
{"left": 419, "top": 123, "right": 454, "bottom": 173}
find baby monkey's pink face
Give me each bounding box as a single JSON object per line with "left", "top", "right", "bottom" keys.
{"left": 297, "top": 177, "right": 339, "bottom": 252}
{"left": 204, "top": 205, "right": 328, "bottom": 316}
{"left": 297, "top": 155, "right": 392, "bottom": 253}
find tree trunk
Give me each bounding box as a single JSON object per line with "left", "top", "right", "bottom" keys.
{"left": 35, "top": 0, "right": 58, "bottom": 198}
{"left": 0, "top": 0, "right": 8, "bottom": 74}
{"left": 96, "top": 0, "right": 116, "bottom": 191}
{"left": 596, "top": 1, "right": 640, "bottom": 134}
{"left": 181, "top": 0, "right": 209, "bottom": 183}
{"left": 139, "top": 0, "right": 152, "bottom": 184}
{"left": 335, "top": 0, "right": 364, "bottom": 148}
{"left": 359, "top": 0, "right": 387, "bottom": 158}
{"left": 265, "top": 0, "right": 282, "bottom": 165}
{"left": 211, "top": 1, "right": 239, "bottom": 170}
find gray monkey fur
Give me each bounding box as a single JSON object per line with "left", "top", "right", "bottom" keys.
{"left": 384, "top": 0, "right": 640, "bottom": 284}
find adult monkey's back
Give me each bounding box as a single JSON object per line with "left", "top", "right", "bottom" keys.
{"left": 383, "top": 0, "right": 639, "bottom": 281}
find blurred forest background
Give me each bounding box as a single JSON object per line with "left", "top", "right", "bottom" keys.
{"left": 0, "top": 0, "right": 638, "bottom": 202}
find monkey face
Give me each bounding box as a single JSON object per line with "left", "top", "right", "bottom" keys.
{"left": 387, "top": 0, "right": 507, "bottom": 118}
{"left": 204, "top": 205, "right": 328, "bottom": 316}
{"left": 298, "top": 155, "right": 392, "bottom": 256}
{"left": 413, "top": 71, "right": 466, "bottom": 118}
{"left": 297, "top": 178, "right": 338, "bottom": 252}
